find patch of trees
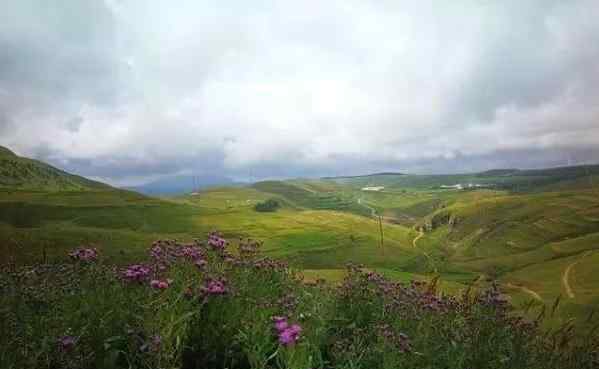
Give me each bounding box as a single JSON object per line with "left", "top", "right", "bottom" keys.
{"left": 254, "top": 199, "right": 280, "bottom": 212}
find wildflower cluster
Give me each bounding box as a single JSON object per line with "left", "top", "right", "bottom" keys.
{"left": 150, "top": 278, "right": 172, "bottom": 290}
{"left": 68, "top": 247, "right": 98, "bottom": 262}
{"left": 122, "top": 264, "right": 151, "bottom": 282}
{"left": 208, "top": 231, "right": 227, "bottom": 251}
{"left": 2, "top": 233, "right": 598, "bottom": 369}
{"left": 201, "top": 277, "right": 228, "bottom": 295}
{"left": 272, "top": 316, "right": 302, "bottom": 346}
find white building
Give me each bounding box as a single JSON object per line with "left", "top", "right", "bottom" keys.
{"left": 361, "top": 186, "right": 385, "bottom": 191}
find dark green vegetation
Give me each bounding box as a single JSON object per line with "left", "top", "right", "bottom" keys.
{"left": 254, "top": 199, "right": 281, "bottom": 212}
{"left": 0, "top": 147, "right": 109, "bottom": 191}
{"left": 1, "top": 146, "right": 598, "bottom": 329}
{"left": 2, "top": 238, "right": 597, "bottom": 369}
{"left": 252, "top": 181, "right": 371, "bottom": 217}
{"left": 0, "top": 189, "right": 203, "bottom": 264}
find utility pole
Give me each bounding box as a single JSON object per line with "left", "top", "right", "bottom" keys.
{"left": 378, "top": 215, "right": 385, "bottom": 256}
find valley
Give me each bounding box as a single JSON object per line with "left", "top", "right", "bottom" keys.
{"left": 1, "top": 146, "right": 599, "bottom": 328}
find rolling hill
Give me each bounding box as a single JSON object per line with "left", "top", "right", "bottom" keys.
{"left": 129, "top": 174, "right": 238, "bottom": 195}
{"left": 323, "top": 164, "right": 599, "bottom": 192}
{"left": 1, "top": 149, "right": 598, "bottom": 327}
{"left": 0, "top": 146, "right": 110, "bottom": 191}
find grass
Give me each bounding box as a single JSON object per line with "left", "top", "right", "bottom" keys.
{"left": 0, "top": 147, "right": 109, "bottom": 191}
{"left": 252, "top": 181, "right": 371, "bottom": 217}
{"left": 2, "top": 237, "right": 598, "bottom": 369}
{"left": 2, "top": 166, "right": 599, "bottom": 330}
{"left": 0, "top": 189, "right": 205, "bottom": 264}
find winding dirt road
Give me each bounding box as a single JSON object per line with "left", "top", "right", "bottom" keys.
{"left": 505, "top": 283, "right": 543, "bottom": 302}
{"left": 562, "top": 251, "right": 592, "bottom": 299}
{"left": 412, "top": 229, "right": 424, "bottom": 248}
{"left": 411, "top": 228, "right": 437, "bottom": 273}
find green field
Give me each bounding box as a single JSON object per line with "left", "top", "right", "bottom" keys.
{"left": 1, "top": 149, "right": 599, "bottom": 326}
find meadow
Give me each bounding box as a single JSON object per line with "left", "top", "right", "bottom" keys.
{"left": 2, "top": 161, "right": 599, "bottom": 330}
{"left": 2, "top": 236, "right": 597, "bottom": 369}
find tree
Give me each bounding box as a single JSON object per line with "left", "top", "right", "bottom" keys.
{"left": 254, "top": 199, "right": 280, "bottom": 212}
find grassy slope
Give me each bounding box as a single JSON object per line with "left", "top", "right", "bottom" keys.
{"left": 0, "top": 189, "right": 207, "bottom": 264}
{"left": 2, "top": 155, "right": 599, "bottom": 325}
{"left": 0, "top": 146, "right": 110, "bottom": 191}
{"left": 318, "top": 169, "right": 599, "bottom": 325}
{"left": 252, "top": 180, "right": 372, "bottom": 217}
{"left": 326, "top": 164, "right": 599, "bottom": 192}
{"left": 423, "top": 190, "right": 599, "bottom": 325}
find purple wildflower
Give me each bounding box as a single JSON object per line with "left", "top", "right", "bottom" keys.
{"left": 179, "top": 245, "right": 204, "bottom": 260}
{"left": 201, "top": 278, "right": 227, "bottom": 295}
{"left": 58, "top": 335, "right": 76, "bottom": 351}
{"left": 149, "top": 245, "right": 164, "bottom": 260}
{"left": 275, "top": 320, "right": 289, "bottom": 331}
{"left": 279, "top": 324, "right": 302, "bottom": 346}
{"left": 122, "top": 264, "right": 151, "bottom": 283}
{"left": 150, "top": 279, "right": 172, "bottom": 289}
{"left": 208, "top": 232, "right": 227, "bottom": 251}
{"left": 194, "top": 258, "right": 207, "bottom": 269}
{"left": 272, "top": 316, "right": 302, "bottom": 346}
{"left": 69, "top": 247, "right": 98, "bottom": 262}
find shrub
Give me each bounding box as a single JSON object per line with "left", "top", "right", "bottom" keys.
{"left": 254, "top": 199, "right": 280, "bottom": 212}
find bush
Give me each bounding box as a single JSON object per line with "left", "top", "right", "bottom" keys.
{"left": 254, "top": 199, "right": 280, "bottom": 212}
{"left": 1, "top": 234, "right": 598, "bottom": 369}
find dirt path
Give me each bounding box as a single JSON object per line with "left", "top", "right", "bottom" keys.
{"left": 411, "top": 228, "right": 437, "bottom": 273}
{"left": 412, "top": 229, "right": 424, "bottom": 248}
{"left": 562, "top": 251, "right": 592, "bottom": 299}
{"left": 296, "top": 184, "right": 317, "bottom": 194}
{"left": 505, "top": 283, "right": 543, "bottom": 302}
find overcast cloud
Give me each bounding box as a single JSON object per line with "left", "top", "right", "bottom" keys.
{"left": 1, "top": 0, "right": 599, "bottom": 185}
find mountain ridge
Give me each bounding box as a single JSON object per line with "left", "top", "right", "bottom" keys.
{"left": 128, "top": 174, "right": 239, "bottom": 195}
{"left": 321, "top": 172, "right": 404, "bottom": 179}
{"left": 0, "top": 145, "right": 112, "bottom": 191}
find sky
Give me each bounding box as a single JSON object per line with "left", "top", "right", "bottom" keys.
{"left": 1, "top": 0, "right": 599, "bottom": 186}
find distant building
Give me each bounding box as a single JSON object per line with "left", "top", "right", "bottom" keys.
{"left": 440, "top": 183, "right": 489, "bottom": 190}
{"left": 440, "top": 184, "right": 464, "bottom": 190}
{"left": 361, "top": 186, "right": 385, "bottom": 191}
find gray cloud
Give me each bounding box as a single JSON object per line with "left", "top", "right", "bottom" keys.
{"left": 1, "top": 0, "right": 599, "bottom": 185}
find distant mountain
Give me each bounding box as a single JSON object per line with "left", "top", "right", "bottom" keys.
{"left": 514, "top": 164, "right": 599, "bottom": 177}
{"left": 321, "top": 172, "right": 404, "bottom": 179}
{"left": 0, "top": 145, "right": 111, "bottom": 191}
{"left": 476, "top": 169, "right": 520, "bottom": 177}
{"left": 129, "top": 175, "right": 238, "bottom": 195}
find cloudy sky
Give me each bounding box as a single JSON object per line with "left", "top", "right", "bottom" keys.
{"left": 1, "top": 0, "right": 599, "bottom": 185}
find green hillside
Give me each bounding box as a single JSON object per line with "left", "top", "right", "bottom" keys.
{"left": 324, "top": 164, "right": 599, "bottom": 192}
{"left": 0, "top": 146, "right": 110, "bottom": 191}
{"left": 252, "top": 180, "right": 371, "bottom": 216}
{"left": 1, "top": 151, "right": 599, "bottom": 327}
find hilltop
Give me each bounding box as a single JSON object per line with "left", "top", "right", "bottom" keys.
{"left": 0, "top": 146, "right": 17, "bottom": 157}
{"left": 128, "top": 174, "right": 238, "bottom": 195}
{"left": 321, "top": 172, "right": 404, "bottom": 179}
{"left": 323, "top": 164, "right": 599, "bottom": 192}
{"left": 0, "top": 146, "right": 111, "bottom": 191}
